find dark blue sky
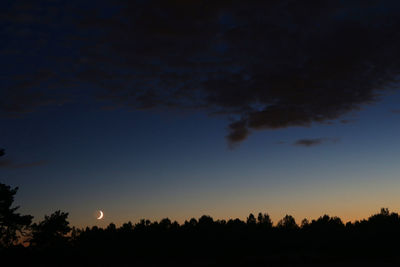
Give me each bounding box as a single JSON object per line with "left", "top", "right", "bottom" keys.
{"left": 2, "top": 0, "right": 400, "bottom": 226}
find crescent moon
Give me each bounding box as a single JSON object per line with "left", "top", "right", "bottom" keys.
{"left": 97, "top": 210, "right": 104, "bottom": 220}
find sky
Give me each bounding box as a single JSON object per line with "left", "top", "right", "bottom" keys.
{"left": 2, "top": 0, "right": 400, "bottom": 228}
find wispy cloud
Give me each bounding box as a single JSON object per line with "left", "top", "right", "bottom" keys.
{"left": 0, "top": 159, "right": 48, "bottom": 169}
{"left": 293, "top": 138, "right": 340, "bottom": 147}
{"left": 340, "top": 119, "right": 357, "bottom": 124}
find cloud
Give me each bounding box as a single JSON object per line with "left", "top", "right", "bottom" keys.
{"left": 3, "top": 1, "right": 400, "bottom": 145}
{"left": 0, "top": 89, "right": 67, "bottom": 118}
{"left": 340, "top": 119, "right": 357, "bottom": 124}
{"left": 293, "top": 138, "right": 339, "bottom": 147}
{"left": 0, "top": 159, "right": 48, "bottom": 169}
{"left": 0, "top": 149, "right": 48, "bottom": 169}
{"left": 390, "top": 109, "right": 400, "bottom": 114}
{"left": 227, "top": 120, "right": 250, "bottom": 147}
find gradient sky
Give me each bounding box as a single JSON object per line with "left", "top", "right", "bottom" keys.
{"left": 2, "top": 0, "right": 400, "bottom": 228}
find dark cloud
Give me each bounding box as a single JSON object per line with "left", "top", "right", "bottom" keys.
{"left": 0, "top": 149, "right": 48, "bottom": 169}
{"left": 227, "top": 120, "right": 249, "bottom": 148}
{"left": 390, "top": 109, "right": 400, "bottom": 114}
{"left": 3, "top": 1, "right": 400, "bottom": 145}
{"left": 0, "top": 84, "right": 70, "bottom": 118}
{"left": 0, "top": 1, "right": 79, "bottom": 118}
{"left": 340, "top": 119, "right": 357, "bottom": 124}
{"left": 0, "top": 159, "right": 48, "bottom": 169}
{"left": 294, "top": 138, "right": 339, "bottom": 147}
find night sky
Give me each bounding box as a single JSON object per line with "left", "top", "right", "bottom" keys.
{"left": 2, "top": 0, "right": 400, "bottom": 228}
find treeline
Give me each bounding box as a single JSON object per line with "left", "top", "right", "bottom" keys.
{"left": 2, "top": 182, "right": 400, "bottom": 266}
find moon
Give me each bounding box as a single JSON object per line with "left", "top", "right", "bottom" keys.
{"left": 97, "top": 210, "right": 104, "bottom": 220}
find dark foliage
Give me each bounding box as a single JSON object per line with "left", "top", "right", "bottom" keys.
{"left": 3, "top": 208, "right": 400, "bottom": 266}
{"left": 30, "top": 210, "right": 71, "bottom": 248}
{"left": 2, "top": 181, "right": 400, "bottom": 266}
{"left": 0, "top": 183, "right": 32, "bottom": 247}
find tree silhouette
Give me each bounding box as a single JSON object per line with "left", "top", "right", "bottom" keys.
{"left": 277, "top": 215, "right": 298, "bottom": 230}
{"left": 246, "top": 213, "right": 256, "bottom": 225}
{"left": 257, "top": 212, "right": 273, "bottom": 228}
{"left": 3, "top": 180, "right": 400, "bottom": 266}
{"left": 301, "top": 218, "right": 309, "bottom": 228}
{"left": 198, "top": 215, "right": 214, "bottom": 228}
{"left": 30, "top": 210, "right": 71, "bottom": 248}
{"left": 0, "top": 183, "right": 33, "bottom": 247}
